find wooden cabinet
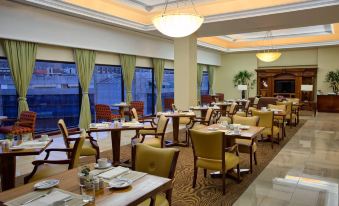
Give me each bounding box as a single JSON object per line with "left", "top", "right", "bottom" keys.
{"left": 317, "top": 95, "right": 339, "bottom": 113}
{"left": 256, "top": 67, "right": 317, "bottom": 103}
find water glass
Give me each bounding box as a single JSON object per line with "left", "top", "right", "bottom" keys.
{"left": 80, "top": 180, "right": 95, "bottom": 204}
{"left": 120, "top": 118, "right": 125, "bottom": 123}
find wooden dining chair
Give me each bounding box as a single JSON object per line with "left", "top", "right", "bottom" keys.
{"left": 287, "top": 98, "right": 300, "bottom": 124}
{"left": 132, "top": 143, "right": 179, "bottom": 206}
{"left": 0, "top": 111, "right": 37, "bottom": 139}
{"left": 24, "top": 136, "right": 85, "bottom": 183}
{"left": 138, "top": 115, "right": 169, "bottom": 148}
{"left": 189, "top": 130, "right": 240, "bottom": 195}
{"left": 130, "top": 101, "right": 144, "bottom": 117}
{"left": 58, "top": 119, "right": 100, "bottom": 161}
{"left": 252, "top": 110, "right": 279, "bottom": 148}
{"left": 232, "top": 115, "right": 259, "bottom": 173}
{"left": 268, "top": 104, "right": 287, "bottom": 139}
{"left": 235, "top": 100, "right": 250, "bottom": 117}
{"left": 186, "top": 108, "right": 214, "bottom": 145}
{"left": 95, "top": 104, "right": 121, "bottom": 122}
{"left": 218, "top": 102, "right": 238, "bottom": 123}
{"left": 276, "top": 101, "right": 297, "bottom": 127}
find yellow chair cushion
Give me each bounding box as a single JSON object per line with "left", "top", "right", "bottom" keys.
{"left": 262, "top": 126, "right": 279, "bottom": 138}
{"left": 219, "top": 116, "right": 232, "bottom": 124}
{"left": 139, "top": 128, "right": 156, "bottom": 135}
{"left": 192, "top": 124, "right": 207, "bottom": 130}
{"left": 138, "top": 194, "right": 169, "bottom": 206}
{"left": 235, "top": 111, "right": 246, "bottom": 117}
{"left": 142, "top": 137, "right": 162, "bottom": 148}
{"left": 180, "top": 117, "right": 191, "bottom": 125}
{"left": 197, "top": 152, "right": 239, "bottom": 171}
{"left": 248, "top": 107, "right": 256, "bottom": 112}
{"left": 286, "top": 113, "right": 297, "bottom": 121}
{"left": 70, "top": 140, "right": 96, "bottom": 156}
{"left": 235, "top": 139, "right": 257, "bottom": 152}
{"left": 28, "top": 164, "right": 69, "bottom": 183}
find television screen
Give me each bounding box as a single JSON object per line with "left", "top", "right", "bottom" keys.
{"left": 274, "top": 80, "right": 295, "bottom": 93}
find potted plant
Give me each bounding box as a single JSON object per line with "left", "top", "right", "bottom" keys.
{"left": 233, "top": 70, "right": 256, "bottom": 99}
{"left": 325, "top": 70, "right": 339, "bottom": 94}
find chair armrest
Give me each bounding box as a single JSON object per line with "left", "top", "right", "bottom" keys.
{"left": 45, "top": 148, "right": 73, "bottom": 153}
{"left": 225, "top": 144, "right": 238, "bottom": 153}
{"left": 32, "top": 159, "right": 71, "bottom": 166}
{"left": 1, "top": 118, "right": 17, "bottom": 123}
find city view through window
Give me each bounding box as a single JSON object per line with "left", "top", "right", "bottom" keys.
{"left": 0, "top": 58, "right": 208, "bottom": 132}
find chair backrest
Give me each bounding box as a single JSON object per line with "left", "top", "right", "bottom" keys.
{"left": 57, "top": 119, "right": 70, "bottom": 148}
{"left": 134, "top": 143, "right": 179, "bottom": 179}
{"left": 19, "top": 111, "right": 37, "bottom": 129}
{"left": 130, "top": 108, "right": 139, "bottom": 121}
{"left": 156, "top": 115, "right": 169, "bottom": 134}
{"left": 253, "top": 97, "right": 260, "bottom": 105}
{"left": 130, "top": 101, "right": 144, "bottom": 116}
{"left": 204, "top": 108, "right": 214, "bottom": 122}
{"left": 201, "top": 95, "right": 213, "bottom": 105}
{"left": 252, "top": 110, "right": 274, "bottom": 128}
{"left": 233, "top": 115, "right": 259, "bottom": 126}
{"left": 171, "top": 104, "right": 177, "bottom": 111}
{"left": 190, "top": 130, "right": 224, "bottom": 160}
{"left": 276, "top": 101, "right": 292, "bottom": 115}
{"left": 215, "top": 93, "right": 224, "bottom": 102}
{"left": 69, "top": 135, "right": 85, "bottom": 169}
{"left": 244, "top": 100, "right": 250, "bottom": 110}
{"left": 164, "top": 98, "right": 174, "bottom": 112}
{"left": 268, "top": 104, "right": 286, "bottom": 111}
{"left": 257, "top": 97, "right": 277, "bottom": 109}
{"left": 95, "top": 104, "right": 112, "bottom": 122}
{"left": 286, "top": 98, "right": 299, "bottom": 104}
{"left": 229, "top": 103, "right": 238, "bottom": 114}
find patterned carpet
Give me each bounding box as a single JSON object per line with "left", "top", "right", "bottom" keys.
{"left": 82, "top": 120, "right": 305, "bottom": 206}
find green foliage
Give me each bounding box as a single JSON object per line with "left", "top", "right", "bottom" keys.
{"left": 325, "top": 70, "right": 339, "bottom": 93}
{"left": 233, "top": 70, "right": 256, "bottom": 89}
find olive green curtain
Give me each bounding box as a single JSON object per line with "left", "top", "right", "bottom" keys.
{"left": 74, "top": 49, "right": 96, "bottom": 130}
{"left": 120, "top": 54, "right": 136, "bottom": 104}
{"left": 208, "top": 65, "right": 215, "bottom": 94}
{"left": 197, "top": 64, "right": 204, "bottom": 101}
{"left": 153, "top": 58, "right": 165, "bottom": 112}
{"left": 2, "top": 40, "right": 37, "bottom": 116}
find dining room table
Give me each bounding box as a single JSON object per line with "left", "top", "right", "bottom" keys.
{"left": 87, "top": 122, "right": 145, "bottom": 166}
{"left": 0, "top": 138, "right": 53, "bottom": 191}
{"left": 211, "top": 102, "right": 232, "bottom": 116}
{"left": 112, "top": 103, "right": 131, "bottom": 119}
{"left": 0, "top": 165, "right": 172, "bottom": 206}
{"left": 157, "top": 111, "right": 196, "bottom": 147}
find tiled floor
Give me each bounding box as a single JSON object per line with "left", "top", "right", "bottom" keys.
{"left": 234, "top": 112, "right": 339, "bottom": 206}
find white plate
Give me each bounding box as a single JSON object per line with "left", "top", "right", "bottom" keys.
{"left": 94, "top": 162, "right": 112, "bottom": 169}
{"left": 107, "top": 178, "right": 132, "bottom": 189}
{"left": 34, "top": 179, "right": 60, "bottom": 190}
{"left": 207, "top": 128, "right": 218, "bottom": 131}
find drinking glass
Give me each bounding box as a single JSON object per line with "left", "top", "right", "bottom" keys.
{"left": 120, "top": 118, "right": 125, "bottom": 124}
{"left": 80, "top": 179, "right": 95, "bottom": 204}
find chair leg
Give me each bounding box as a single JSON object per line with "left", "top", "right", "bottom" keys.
{"left": 249, "top": 151, "right": 253, "bottom": 174}
{"left": 237, "top": 164, "right": 240, "bottom": 183}
{"left": 254, "top": 151, "right": 258, "bottom": 165}
{"left": 222, "top": 170, "right": 226, "bottom": 195}
{"left": 271, "top": 135, "right": 274, "bottom": 149}
{"left": 203, "top": 169, "right": 207, "bottom": 178}
{"left": 193, "top": 167, "right": 198, "bottom": 188}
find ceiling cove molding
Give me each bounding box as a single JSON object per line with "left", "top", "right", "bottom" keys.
{"left": 204, "top": 0, "right": 339, "bottom": 23}
{"left": 14, "top": 0, "right": 339, "bottom": 32}
{"left": 198, "top": 40, "right": 339, "bottom": 53}
{"left": 13, "top": 0, "right": 150, "bottom": 30}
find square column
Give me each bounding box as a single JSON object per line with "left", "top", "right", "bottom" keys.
{"left": 174, "top": 34, "right": 197, "bottom": 110}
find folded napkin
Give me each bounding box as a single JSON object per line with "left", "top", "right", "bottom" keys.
{"left": 122, "top": 122, "right": 143, "bottom": 127}
{"left": 114, "top": 170, "right": 146, "bottom": 182}
{"left": 25, "top": 191, "right": 71, "bottom": 206}
{"left": 98, "top": 166, "right": 129, "bottom": 179}
{"left": 18, "top": 141, "right": 47, "bottom": 148}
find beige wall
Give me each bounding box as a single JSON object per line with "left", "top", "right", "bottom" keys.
{"left": 214, "top": 46, "right": 339, "bottom": 99}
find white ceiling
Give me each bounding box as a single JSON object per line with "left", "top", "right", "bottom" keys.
{"left": 219, "top": 24, "right": 333, "bottom": 42}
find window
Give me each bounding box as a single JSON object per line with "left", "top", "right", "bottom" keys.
{"left": 161, "top": 69, "right": 174, "bottom": 111}
{"left": 0, "top": 58, "right": 17, "bottom": 118}
{"left": 130, "top": 68, "right": 154, "bottom": 115}
{"left": 27, "top": 61, "right": 80, "bottom": 132}
{"left": 201, "top": 71, "right": 209, "bottom": 95}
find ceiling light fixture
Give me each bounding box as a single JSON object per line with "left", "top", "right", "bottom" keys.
{"left": 152, "top": 0, "right": 204, "bottom": 38}
{"left": 256, "top": 31, "right": 282, "bottom": 62}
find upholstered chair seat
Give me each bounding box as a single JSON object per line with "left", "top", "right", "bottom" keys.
{"left": 28, "top": 164, "right": 69, "bottom": 183}
{"left": 141, "top": 137, "right": 162, "bottom": 148}
{"left": 139, "top": 115, "right": 169, "bottom": 148}
{"left": 252, "top": 110, "right": 279, "bottom": 148}
{"left": 70, "top": 140, "right": 96, "bottom": 156}
{"left": 235, "top": 111, "right": 246, "bottom": 117}
{"left": 196, "top": 152, "right": 239, "bottom": 171}
{"left": 179, "top": 117, "right": 191, "bottom": 125}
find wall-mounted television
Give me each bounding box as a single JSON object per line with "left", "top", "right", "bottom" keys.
{"left": 274, "top": 80, "right": 295, "bottom": 93}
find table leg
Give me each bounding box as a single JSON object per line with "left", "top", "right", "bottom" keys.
{"left": 221, "top": 105, "right": 227, "bottom": 116}
{"left": 0, "top": 156, "right": 16, "bottom": 191}
{"left": 166, "top": 116, "right": 187, "bottom": 147}
{"left": 110, "top": 130, "right": 121, "bottom": 166}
